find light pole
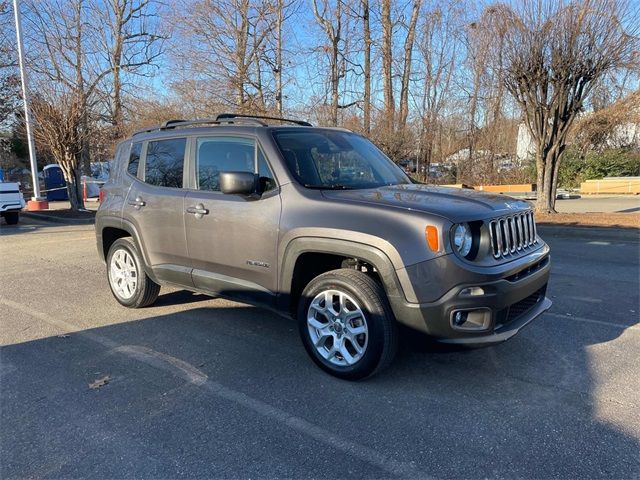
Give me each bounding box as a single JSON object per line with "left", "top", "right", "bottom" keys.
{"left": 13, "top": 0, "right": 48, "bottom": 210}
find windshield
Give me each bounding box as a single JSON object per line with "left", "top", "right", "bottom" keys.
{"left": 272, "top": 130, "right": 411, "bottom": 189}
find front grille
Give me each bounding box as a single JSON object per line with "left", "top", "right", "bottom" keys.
{"left": 495, "top": 286, "right": 546, "bottom": 329}
{"left": 489, "top": 211, "right": 538, "bottom": 259}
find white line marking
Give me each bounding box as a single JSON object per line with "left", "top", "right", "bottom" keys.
{"left": 546, "top": 312, "right": 640, "bottom": 331}
{"left": 0, "top": 298, "right": 429, "bottom": 479}
{"left": 111, "top": 345, "right": 208, "bottom": 386}
{"left": 565, "top": 296, "right": 603, "bottom": 304}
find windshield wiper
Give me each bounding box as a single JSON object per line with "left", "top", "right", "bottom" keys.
{"left": 304, "top": 184, "right": 355, "bottom": 190}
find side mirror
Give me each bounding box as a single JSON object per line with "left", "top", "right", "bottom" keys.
{"left": 219, "top": 171, "right": 256, "bottom": 195}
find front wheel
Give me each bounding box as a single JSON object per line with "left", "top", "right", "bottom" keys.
{"left": 298, "top": 269, "right": 398, "bottom": 380}
{"left": 106, "top": 237, "right": 160, "bottom": 308}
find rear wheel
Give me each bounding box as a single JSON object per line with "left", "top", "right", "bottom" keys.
{"left": 107, "top": 237, "right": 160, "bottom": 308}
{"left": 3, "top": 212, "right": 19, "bottom": 225}
{"left": 298, "top": 269, "right": 397, "bottom": 380}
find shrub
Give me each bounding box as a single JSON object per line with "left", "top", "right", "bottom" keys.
{"left": 558, "top": 148, "right": 640, "bottom": 188}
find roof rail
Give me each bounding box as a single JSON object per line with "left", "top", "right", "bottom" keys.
{"left": 215, "top": 113, "right": 312, "bottom": 127}
{"left": 132, "top": 113, "right": 312, "bottom": 136}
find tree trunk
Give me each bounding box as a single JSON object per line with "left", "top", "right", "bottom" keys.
{"left": 236, "top": 0, "right": 250, "bottom": 110}
{"left": 398, "top": 0, "right": 421, "bottom": 129}
{"left": 330, "top": 35, "right": 339, "bottom": 126}
{"left": 535, "top": 149, "right": 557, "bottom": 213}
{"left": 60, "top": 153, "right": 85, "bottom": 211}
{"left": 109, "top": 0, "right": 125, "bottom": 137}
{"left": 275, "top": 0, "right": 283, "bottom": 115}
{"left": 362, "top": 0, "right": 371, "bottom": 135}
{"left": 381, "top": 0, "right": 394, "bottom": 132}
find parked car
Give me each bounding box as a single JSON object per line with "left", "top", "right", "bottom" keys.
{"left": 95, "top": 114, "right": 552, "bottom": 379}
{"left": 0, "top": 181, "right": 26, "bottom": 225}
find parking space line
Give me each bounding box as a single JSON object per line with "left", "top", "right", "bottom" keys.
{"left": 0, "top": 298, "right": 429, "bottom": 479}
{"left": 546, "top": 312, "right": 639, "bottom": 331}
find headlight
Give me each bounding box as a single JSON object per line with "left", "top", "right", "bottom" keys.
{"left": 453, "top": 223, "right": 473, "bottom": 257}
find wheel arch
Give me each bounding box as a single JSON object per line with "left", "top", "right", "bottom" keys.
{"left": 278, "top": 237, "right": 407, "bottom": 315}
{"left": 97, "top": 217, "right": 157, "bottom": 282}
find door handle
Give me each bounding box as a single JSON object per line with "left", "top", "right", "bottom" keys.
{"left": 186, "top": 204, "right": 209, "bottom": 217}
{"left": 128, "top": 196, "right": 146, "bottom": 208}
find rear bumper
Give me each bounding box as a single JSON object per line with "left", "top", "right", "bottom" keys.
{"left": 389, "top": 251, "right": 552, "bottom": 346}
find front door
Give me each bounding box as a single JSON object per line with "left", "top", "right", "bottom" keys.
{"left": 122, "top": 137, "right": 192, "bottom": 286}
{"left": 184, "top": 135, "right": 281, "bottom": 306}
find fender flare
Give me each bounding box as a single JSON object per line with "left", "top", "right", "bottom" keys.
{"left": 278, "top": 237, "right": 408, "bottom": 310}
{"left": 97, "top": 216, "right": 159, "bottom": 283}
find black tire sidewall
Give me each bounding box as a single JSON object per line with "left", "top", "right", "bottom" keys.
{"left": 4, "top": 212, "right": 19, "bottom": 225}
{"left": 106, "top": 238, "right": 147, "bottom": 308}
{"left": 298, "top": 272, "right": 390, "bottom": 380}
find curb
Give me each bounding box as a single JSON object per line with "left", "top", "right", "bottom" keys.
{"left": 21, "top": 211, "right": 95, "bottom": 226}
{"left": 538, "top": 224, "right": 639, "bottom": 241}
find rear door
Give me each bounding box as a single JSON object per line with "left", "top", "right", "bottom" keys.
{"left": 122, "top": 136, "right": 192, "bottom": 286}
{"left": 184, "top": 135, "right": 281, "bottom": 305}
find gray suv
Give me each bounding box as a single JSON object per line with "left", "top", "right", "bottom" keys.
{"left": 96, "top": 114, "right": 551, "bottom": 379}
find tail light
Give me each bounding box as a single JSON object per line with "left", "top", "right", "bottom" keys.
{"left": 99, "top": 189, "right": 106, "bottom": 203}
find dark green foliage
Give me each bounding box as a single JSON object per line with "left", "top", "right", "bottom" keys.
{"left": 558, "top": 148, "right": 640, "bottom": 188}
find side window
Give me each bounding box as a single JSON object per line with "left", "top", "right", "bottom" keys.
{"left": 144, "top": 138, "right": 186, "bottom": 188}
{"left": 196, "top": 137, "right": 255, "bottom": 192}
{"left": 258, "top": 149, "right": 277, "bottom": 192}
{"left": 127, "top": 142, "right": 142, "bottom": 177}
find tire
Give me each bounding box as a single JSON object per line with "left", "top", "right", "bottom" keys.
{"left": 3, "top": 212, "right": 19, "bottom": 225}
{"left": 298, "top": 269, "right": 398, "bottom": 380}
{"left": 106, "top": 237, "right": 160, "bottom": 308}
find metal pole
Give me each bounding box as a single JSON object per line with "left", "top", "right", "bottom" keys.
{"left": 13, "top": 0, "right": 42, "bottom": 200}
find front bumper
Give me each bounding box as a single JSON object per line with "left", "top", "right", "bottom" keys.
{"left": 0, "top": 202, "right": 25, "bottom": 212}
{"left": 389, "top": 250, "right": 552, "bottom": 346}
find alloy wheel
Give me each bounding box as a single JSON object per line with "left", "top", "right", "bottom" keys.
{"left": 109, "top": 248, "right": 138, "bottom": 300}
{"left": 307, "top": 289, "right": 368, "bottom": 366}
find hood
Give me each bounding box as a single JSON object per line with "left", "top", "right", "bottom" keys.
{"left": 0, "top": 182, "right": 21, "bottom": 193}
{"left": 321, "top": 184, "right": 531, "bottom": 223}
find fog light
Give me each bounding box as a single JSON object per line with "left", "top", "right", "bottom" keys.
{"left": 450, "top": 309, "right": 491, "bottom": 331}
{"left": 459, "top": 287, "right": 485, "bottom": 297}
{"left": 453, "top": 311, "right": 468, "bottom": 327}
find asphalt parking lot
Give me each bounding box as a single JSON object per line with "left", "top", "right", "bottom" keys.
{"left": 1, "top": 218, "right": 638, "bottom": 479}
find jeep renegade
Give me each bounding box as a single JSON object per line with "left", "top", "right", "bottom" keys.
{"left": 96, "top": 114, "right": 552, "bottom": 379}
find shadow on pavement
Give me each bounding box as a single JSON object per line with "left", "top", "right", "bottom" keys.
{"left": 1, "top": 297, "right": 637, "bottom": 478}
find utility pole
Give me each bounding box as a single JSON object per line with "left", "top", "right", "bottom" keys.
{"left": 13, "top": 0, "right": 47, "bottom": 209}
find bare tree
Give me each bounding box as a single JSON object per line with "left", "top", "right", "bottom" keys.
{"left": 31, "top": 92, "right": 88, "bottom": 210}
{"left": 572, "top": 90, "right": 640, "bottom": 153}
{"left": 463, "top": 4, "right": 510, "bottom": 181}
{"left": 380, "top": 0, "right": 393, "bottom": 131}
{"left": 275, "top": 0, "right": 284, "bottom": 114}
{"left": 499, "top": 0, "right": 639, "bottom": 212}
{"left": 92, "top": 0, "right": 164, "bottom": 138}
{"left": 312, "top": 0, "right": 344, "bottom": 126}
{"left": 0, "top": 1, "right": 19, "bottom": 126}
{"left": 26, "top": 0, "right": 95, "bottom": 172}
{"left": 398, "top": 0, "right": 422, "bottom": 129}
{"left": 25, "top": 0, "right": 164, "bottom": 206}
{"left": 415, "top": 2, "right": 460, "bottom": 180}
{"left": 173, "top": 0, "right": 276, "bottom": 112}
{"left": 361, "top": 0, "right": 371, "bottom": 134}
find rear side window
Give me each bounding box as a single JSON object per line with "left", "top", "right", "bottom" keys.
{"left": 127, "top": 142, "right": 142, "bottom": 177}
{"left": 144, "top": 138, "right": 186, "bottom": 188}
